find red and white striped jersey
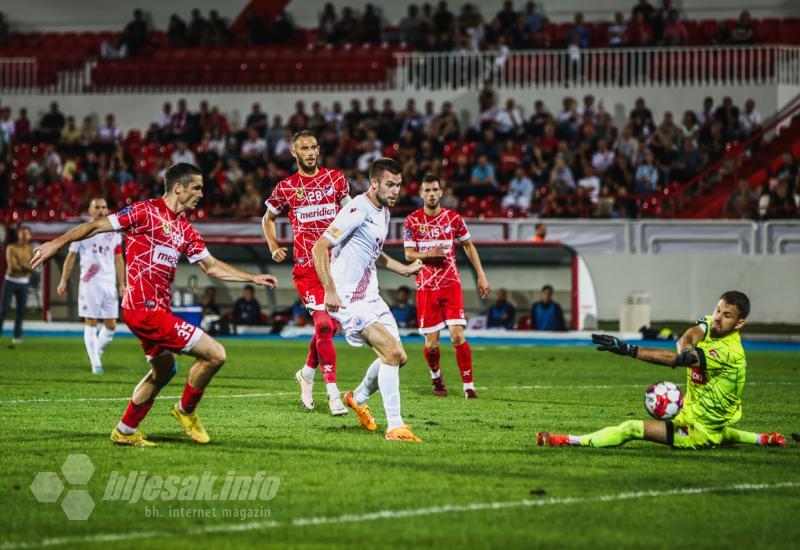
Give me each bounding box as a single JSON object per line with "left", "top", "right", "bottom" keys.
{"left": 404, "top": 208, "right": 470, "bottom": 291}
{"left": 108, "top": 197, "right": 209, "bottom": 312}
{"left": 265, "top": 167, "right": 349, "bottom": 267}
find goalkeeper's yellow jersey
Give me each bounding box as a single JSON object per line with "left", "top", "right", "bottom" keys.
{"left": 677, "top": 315, "right": 747, "bottom": 431}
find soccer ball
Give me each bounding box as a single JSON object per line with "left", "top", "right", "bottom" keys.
{"left": 644, "top": 381, "right": 684, "bottom": 420}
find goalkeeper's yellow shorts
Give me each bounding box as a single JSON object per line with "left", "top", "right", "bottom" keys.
{"left": 667, "top": 413, "right": 723, "bottom": 450}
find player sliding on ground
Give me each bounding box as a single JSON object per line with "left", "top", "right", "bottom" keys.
{"left": 57, "top": 197, "right": 126, "bottom": 375}
{"left": 404, "top": 174, "right": 490, "bottom": 398}
{"left": 31, "top": 163, "right": 277, "bottom": 447}
{"left": 537, "top": 291, "right": 787, "bottom": 449}
{"left": 312, "top": 158, "right": 424, "bottom": 442}
{"left": 263, "top": 130, "right": 350, "bottom": 416}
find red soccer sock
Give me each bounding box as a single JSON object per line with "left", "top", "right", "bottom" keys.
{"left": 120, "top": 400, "right": 155, "bottom": 431}
{"left": 314, "top": 312, "right": 337, "bottom": 384}
{"left": 305, "top": 334, "right": 319, "bottom": 368}
{"left": 453, "top": 341, "right": 473, "bottom": 383}
{"left": 424, "top": 347, "right": 441, "bottom": 374}
{"left": 180, "top": 383, "right": 205, "bottom": 414}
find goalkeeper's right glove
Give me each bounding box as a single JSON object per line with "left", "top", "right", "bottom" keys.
{"left": 591, "top": 334, "right": 639, "bottom": 358}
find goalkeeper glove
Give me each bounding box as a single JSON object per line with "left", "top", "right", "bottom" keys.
{"left": 672, "top": 348, "right": 699, "bottom": 368}
{"left": 591, "top": 334, "right": 638, "bottom": 358}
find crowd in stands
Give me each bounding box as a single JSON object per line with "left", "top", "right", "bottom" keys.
{"left": 0, "top": 90, "right": 797, "bottom": 220}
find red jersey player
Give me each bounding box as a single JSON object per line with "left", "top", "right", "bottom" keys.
{"left": 32, "top": 163, "right": 278, "bottom": 447}
{"left": 262, "top": 131, "right": 350, "bottom": 416}
{"left": 404, "top": 174, "right": 491, "bottom": 399}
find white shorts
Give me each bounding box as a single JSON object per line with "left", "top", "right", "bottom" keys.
{"left": 78, "top": 282, "right": 119, "bottom": 320}
{"left": 331, "top": 297, "right": 400, "bottom": 347}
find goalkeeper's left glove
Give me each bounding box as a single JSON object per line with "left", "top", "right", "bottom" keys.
{"left": 591, "top": 334, "right": 638, "bottom": 358}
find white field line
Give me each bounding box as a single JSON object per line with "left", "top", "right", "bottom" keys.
{"left": 0, "top": 381, "right": 796, "bottom": 405}
{"left": 1, "top": 481, "right": 798, "bottom": 549}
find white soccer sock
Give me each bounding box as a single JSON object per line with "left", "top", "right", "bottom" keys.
{"left": 354, "top": 358, "right": 381, "bottom": 405}
{"left": 83, "top": 325, "right": 101, "bottom": 368}
{"left": 326, "top": 382, "right": 340, "bottom": 399}
{"left": 301, "top": 365, "right": 316, "bottom": 384}
{"left": 97, "top": 327, "right": 115, "bottom": 357}
{"left": 116, "top": 421, "right": 135, "bottom": 435}
{"left": 568, "top": 435, "right": 582, "bottom": 446}
{"left": 378, "top": 362, "right": 404, "bottom": 430}
{"left": 463, "top": 382, "right": 475, "bottom": 390}
{"left": 430, "top": 369, "right": 441, "bottom": 380}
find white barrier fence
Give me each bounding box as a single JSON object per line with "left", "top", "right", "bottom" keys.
{"left": 394, "top": 45, "right": 800, "bottom": 90}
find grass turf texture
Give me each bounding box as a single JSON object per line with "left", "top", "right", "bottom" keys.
{"left": 0, "top": 337, "right": 798, "bottom": 548}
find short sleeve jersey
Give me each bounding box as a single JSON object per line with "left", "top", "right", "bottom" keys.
{"left": 68, "top": 232, "right": 122, "bottom": 286}
{"left": 678, "top": 315, "right": 747, "bottom": 431}
{"left": 403, "top": 208, "right": 470, "bottom": 291}
{"left": 265, "top": 167, "right": 349, "bottom": 267}
{"left": 108, "top": 198, "right": 209, "bottom": 311}
{"left": 322, "top": 194, "right": 389, "bottom": 302}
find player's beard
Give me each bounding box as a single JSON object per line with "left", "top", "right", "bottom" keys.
{"left": 426, "top": 197, "right": 440, "bottom": 209}
{"left": 376, "top": 191, "right": 396, "bottom": 208}
{"left": 297, "top": 157, "right": 317, "bottom": 174}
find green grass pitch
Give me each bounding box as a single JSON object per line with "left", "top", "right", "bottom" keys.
{"left": 0, "top": 336, "right": 798, "bottom": 548}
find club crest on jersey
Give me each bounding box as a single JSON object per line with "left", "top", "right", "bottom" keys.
{"left": 708, "top": 349, "right": 719, "bottom": 358}
{"left": 295, "top": 188, "right": 305, "bottom": 199}
{"left": 162, "top": 222, "right": 171, "bottom": 235}
{"left": 353, "top": 316, "right": 366, "bottom": 330}
{"left": 418, "top": 226, "right": 427, "bottom": 235}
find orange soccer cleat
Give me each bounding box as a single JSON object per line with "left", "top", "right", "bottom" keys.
{"left": 536, "top": 431, "right": 570, "bottom": 447}
{"left": 344, "top": 391, "right": 377, "bottom": 431}
{"left": 385, "top": 425, "right": 422, "bottom": 442}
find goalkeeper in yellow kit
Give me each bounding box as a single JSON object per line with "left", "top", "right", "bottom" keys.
{"left": 537, "top": 291, "right": 787, "bottom": 449}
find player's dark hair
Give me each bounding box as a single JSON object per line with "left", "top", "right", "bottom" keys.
{"left": 397, "top": 285, "right": 411, "bottom": 294}
{"left": 720, "top": 291, "right": 750, "bottom": 319}
{"left": 292, "top": 130, "right": 316, "bottom": 144}
{"left": 244, "top": 284, "right": 255, "bottom": 293}
{"left": 164, "top": 163, "right": 202, "bottom": 194}
{"left": 542, "top": 284, "right": 554, "bottom": 293}
{"left": 421, "top": 173, "right": 442, "bottom": 189}
{"left": 369, "top": 157, "right": 402, "bottom": 182}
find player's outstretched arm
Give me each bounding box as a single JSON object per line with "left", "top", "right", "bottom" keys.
{"left": 31, "top": 217, "right": 114, "bottom": 269}
{"left": 197, "top": 255, "right": 277, "bottom": 287}
{"left": 461, "top": 239, "right": 490, "bottom": 299}
{"left": 261, "top": 211, "right": 288, "bottom": 263}
{"left": 312, "top": 236, "right": 343, "bottom": 312}
{"left": 378, "top": 253, "right": 423, "bottom": 277}
{"left": 56, "top": 251, "right": 78, "bottom": 296}
{"left": 591, "top": 334, "right": 700, "bottom": 369}
{"left": 404, "top": 246, "right": 448, "bottom": 263}
{"left": 676, "top": 325, "right": 705, "bottom": 354}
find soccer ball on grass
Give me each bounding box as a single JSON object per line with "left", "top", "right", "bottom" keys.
{"left": 644, "top": 381, "right": 683, "bottom": 420}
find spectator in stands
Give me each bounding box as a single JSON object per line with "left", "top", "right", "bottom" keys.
{"left": 287, "top": 101, "right": 309, "bottom": 133}
{"left": 530, "top": 284, "right": 566, "bottom": 331}
{"left": 614, "top": 124, "right": 638, "bottom": 162}
{"left": 232, "top": 285, "right": 263, "bottom": 325}
{"left": 334, "top": 7, "right": 359, "bottom": 43}
{"left": 270, "top": 10, "right": 296, "bottom": 44}
{"left": 578, "top": 165, "right": 601, "bottom": 203}
{"left": 290, "top": 300, "right": 313, "bottom": 326}
{"left": 14, "top": 108, "right": 30, "bottom": 143}
{"left": 739, "top": 99, "right": 763, "bottom": 139}
{"left": 319, "top": 3, "right": 338, "bottom": 44}
{"left": 766, "top": 178, "right": 798, "bottom": 219}
{"left": 522, "top": 2, "right": 541, "bottom": 33}
{"left": 171, "top": 141, "right": 196, "bottom": 165}
{"left": 775, "top": 152, "right": 797, "bottom": 182}
{"left": 240, "top": 128, "right": 267, "bottom": 170}
{"left": 38, "top": 102, "right": 65, "bottom": 144}
{"left": 680, "top": 110, "right": 700, "bottom": 144}
{"left": 724, "top": 178, "right": 756, "bottom": 219}
{"left": 187, "top": 8, "right": 209, "bottom": 46}
{"left": 632, "top": 0, "right": 655, "bottom": 22}
{"left": 244, "top": 10, "right": 266, "bottom": 45}
{"left": 565, "top": 12, "right": 591, "bottom": 48}
{"left": 591, "top": 139, "right": 615, "bottom": 173}
{"left": 607, "top": 153, "right": 636, "bottom": 191}
{"left": 0, "top": 12, "right": 8, "bottom": 48}
{"left": 549, "top": 155, "right": 575, "bottom": 193}
{"left": 199, "top": 286, "right": 221, "bottom": 330}
{"left": 628, "top": 11, "right": 653, "bottom": 46}
{"left": 324, "top": 101, "right": 344, "bottom": 132}
{"left": 608, "top": 11, "right": 628, "bottom": 47}
{"left": 671, "top": 139, "right": 704, "bottom": 182}
{"left": 358, "top": 3, "right": 383, "bottom": 43}
{"left": 660, "top": 9, "right": 687, "bottom": 46}
{"left": 501, "top": 166, "right": 534, "bottom": 211}
{"left": 79, "top": 116, "right": 96, "bottom": 146}
{"left": 714, "top": 96, "right": 740, "bottom": 139}
{"left": 167, "top": 14, "right": 188, "bottom": 46}
{"left": 207, "top": 10, "right": 229, "bottom": 46}
{"left": 169, "top": 98, "right": 191, "bottom": 142}
{"left": 656, "top": 111, "right": 681, "bottom": 144}
{"left": 60, "top": 116, "right": 79, "bottom": 147}
{"left": 97, "top": 114, "right": 122, "bottom": 147}
{"left": 272, "top": 129, "right": 294, "bottom": 169}
{"left": 487, "top": 288, "right": 516, "bottom": 330}
{"left": 495, "top": 98, "right": 525, "bottom": 139}
{"left": 697, "top": 96, "right": 715, "bottom": 127}
{"left": 470, "top": 154, "right": 498, "bottom": 193}
{"left": 390, "top": 286, "right": 417, "bottom": 328}
{"left": 635, "top": 150, "right": 659, "bottom": 193}
{"left": 730, "top": 10, "right": 755, "bottom": 45}
{"left": 238, "top": 174, "right": 262, "bottom": 215}
{"left": 0, "top": 107, "right": 14, "bottom": 145}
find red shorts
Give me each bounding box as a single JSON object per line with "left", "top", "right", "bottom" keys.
{"left": 124, "top": 309, "right": 204, "bottom": 361}
{"left": 416, "top": 285, "right": 466, "bottom": 334}
{"left": 293, "top": 265, "right": 325, "bottom": 312}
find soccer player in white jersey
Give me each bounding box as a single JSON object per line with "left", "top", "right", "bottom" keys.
{"left": 57, "top": 197, "right": 125, "bottom": 375}
{"left": 312, "top": 158, "right": 425, "bottom": 442}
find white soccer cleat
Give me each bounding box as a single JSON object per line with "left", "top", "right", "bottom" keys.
{"left": 295, "top": 369, "right": 314, "bottom": 410}
{"left": 329, "top": 396, "right": 348, "bottom": 416}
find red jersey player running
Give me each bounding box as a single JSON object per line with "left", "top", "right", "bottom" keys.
{"left": 32, "top": 163, "right": 277, "bottom": 447}
{"left": 404, "top": 174, "right": 491, "bottom": 399}
{"left": 262, "top": 131, "right": 350, "bottom": 416}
